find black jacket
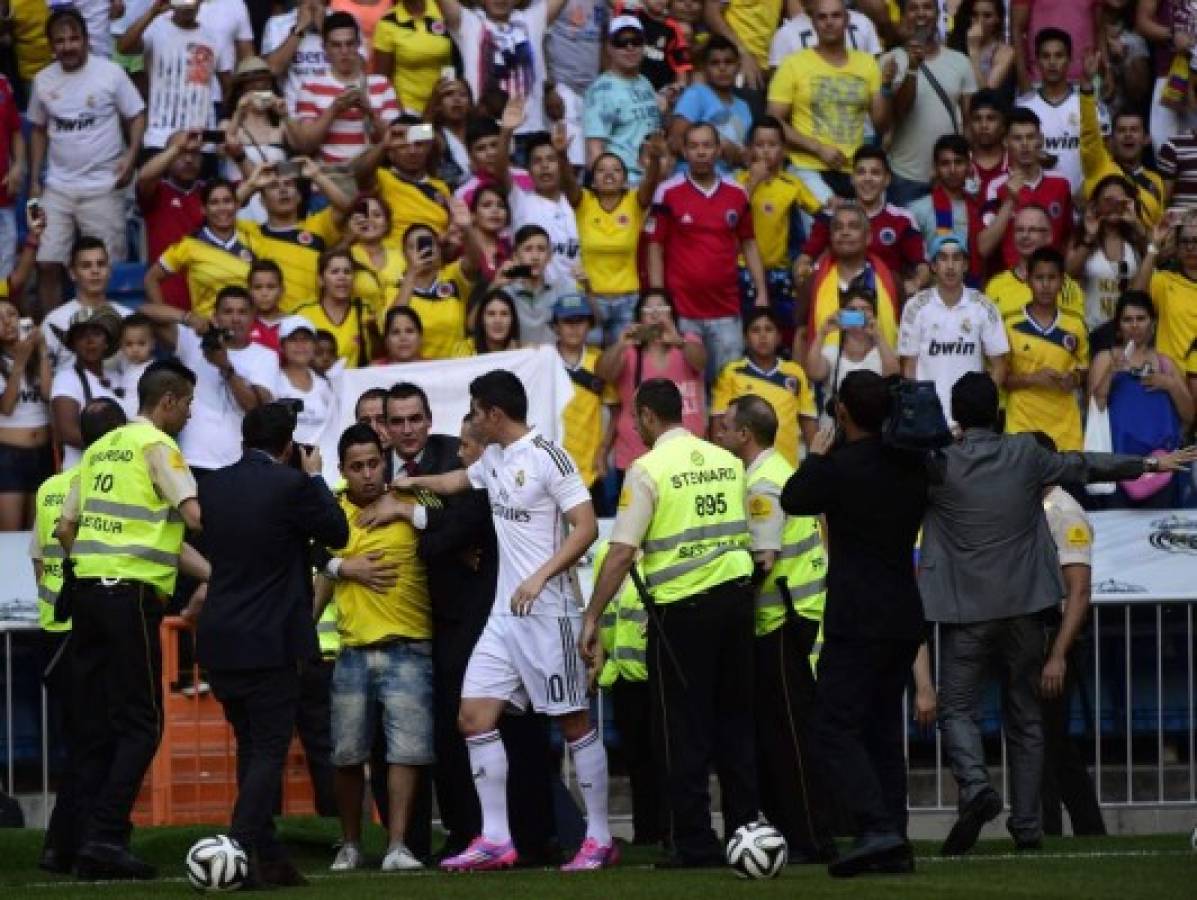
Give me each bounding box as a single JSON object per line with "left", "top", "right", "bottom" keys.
{"left": 196, "top": 451, "right": 348, "bottom": 671}
{"left": 409, "top": 434, "right": 498, "bottom": 628}
{"left": 781, "top": 437, "right": 929, "bottom": 642}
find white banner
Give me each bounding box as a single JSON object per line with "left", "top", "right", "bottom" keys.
{"left": 1091, "top": 510, "right": 1197, "bottom": 603}
{"left": 314, "top": 346, "right": 575, "bottom": 482}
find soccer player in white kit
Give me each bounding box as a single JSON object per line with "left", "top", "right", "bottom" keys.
{"left": 392, "top": 370, "right": 616, "bottom": 872}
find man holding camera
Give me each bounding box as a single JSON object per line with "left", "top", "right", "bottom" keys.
{"left": 195, "top": 403, "right": 349, "bottom": 888}
{"left": 141, "top": 285, "right": 277, "bottom": 476}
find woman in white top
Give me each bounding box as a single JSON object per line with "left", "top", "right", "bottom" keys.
{"left": 273, "top": 317, "right": 337, "bottom": 445}
{"left": 50, "top": 307, "right": 124, "bottom": 470}
{"left": 1066, "top": 174, "right": 1145, "bottom": 346}
{"left": 0, "top": 299, "right": 53, "bottom": 530}
{"left": 803, "top": 288, "right": 900, "bottom": 424}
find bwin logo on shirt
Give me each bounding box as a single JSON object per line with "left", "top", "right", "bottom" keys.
{"left": 927, "top": 338, "right": 976, "bottom": 356}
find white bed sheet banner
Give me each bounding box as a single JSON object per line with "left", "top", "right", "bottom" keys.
{"left": 1089, "top": 509, "right": 1197, "bottom": 603}
{"left": 313, "top": 346, "right": 575, "bottom": 484}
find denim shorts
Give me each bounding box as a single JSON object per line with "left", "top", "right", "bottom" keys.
{"left": 331, "top": 640, "right": 434, "bottom": 767}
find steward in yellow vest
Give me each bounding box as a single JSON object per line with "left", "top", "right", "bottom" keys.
{"left": 56, "top": 360, "right": 209, "bottom": 879}
{"left": 716, "top": 394, "right": 835, "bottom": 863}
{"left": 30, "top": 396, "right": 128, "bottom": 874}
{"left": 591, "top": 541, "right": 663, "bottom": 845}
{"left": 582, "top": 377, "right": 757, "bottom": 867}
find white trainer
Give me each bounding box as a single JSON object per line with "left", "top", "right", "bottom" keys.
{"left": 381, "top": 843, "right": 424, "bottom": 872}
{"left": 330, "top": 842, "right": 364, "bottom": 871}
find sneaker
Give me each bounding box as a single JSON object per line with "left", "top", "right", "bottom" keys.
{"left": 561, "top": 838, "right": 620, "bottom": 872}
{"left": 381, "top": 843, "right": 424, "bottom": 872}
{"left": 439, "top": 836, "right": 518, "bottom": 872}
{"left": 330, "top": 842, "right": 364, "bottom": 871}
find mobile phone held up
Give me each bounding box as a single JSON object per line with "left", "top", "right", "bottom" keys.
{"left": 838, "top": 309, "right": 867, "bottom": 328}
{"left": 406, "top": 123, "right": 435, "bottom": 143}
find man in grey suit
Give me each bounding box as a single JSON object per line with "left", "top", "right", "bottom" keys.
{"left": 920, "top": 373, "right": 1196, "bottom": 856}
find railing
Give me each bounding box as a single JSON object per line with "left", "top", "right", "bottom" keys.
{"left": 900, "top": 600, "right": 1197, "bottom": 812}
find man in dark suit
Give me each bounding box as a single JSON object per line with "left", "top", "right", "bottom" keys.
{"left": 781, "top": 371, "right": 930, "bottom": 878}
{"left": 195, "top": 403, "right": 348, "bottom": 888}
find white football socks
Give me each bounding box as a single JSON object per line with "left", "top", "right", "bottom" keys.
{"left": 569, "top": 729, "right": 612, "bottom": 846}
{"left": 466, "top": 730, "right": 511, "bottom": 845}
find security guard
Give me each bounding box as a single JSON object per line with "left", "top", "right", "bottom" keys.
{"left": 716, "top": 395, "right": 836, "bottom": 863}
{"left": 593, "top": 542, "right": 663, "bottom": 847}
{"left": 582, "top": 377, "right": 756, "bottom": 868}
{"left": 56, "top": 359, "right": 208, "bottom": 881}
{"left": 30, "top": 398, "right": 128, "bottom": 874}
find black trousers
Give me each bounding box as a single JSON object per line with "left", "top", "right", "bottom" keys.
{"left": 209, "top": 666, "right": 300, "bottom": 861}
{"left": 610, "top": 678, "right": 665, "bottom": 845}
{"left": 649, "top": 579, "right": 758, "bottom": 863}
{"left": 294, "top": 659, "right": 337, "bottom": 818}
{"left": 812, "top": 637, "right": 920, "bottom": 840}
{"left": 41, "top": 631, "right": 82, "bottom": 859}
{"left": 754, "top": 617, "right": 835, "bottom": 857}
{"left": 1041, "top": 636, "right": 1105, "bottom": 836}
{"left": 431, "top": 615, "right": 557, "bottom": 857}
{"left": 71, "top": 581, "right": 164, "bottom": 847}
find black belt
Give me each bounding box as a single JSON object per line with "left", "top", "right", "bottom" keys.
{"left": 350, "top": 635, "right": 430, "bottom": 650}
{"left": 75, "top": 577, "right": 149, "bottom": 593}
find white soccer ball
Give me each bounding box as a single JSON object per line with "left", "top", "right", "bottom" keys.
{"left": 726, "top": 822, "right": 788, "bottom": 879}
{"left": 186, "top": 835, "right": 248, "bottom": 892}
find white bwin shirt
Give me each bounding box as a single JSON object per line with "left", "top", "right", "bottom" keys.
{"left": 467, "top": 428, "right": 590, "bottom": 618}
{"left": 897, "top": 287, "right": 1009, "bottom": 423}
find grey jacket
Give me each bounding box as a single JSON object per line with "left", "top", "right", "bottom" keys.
{"left": 919, "top": 430, "right": 1144, "bottom": 624}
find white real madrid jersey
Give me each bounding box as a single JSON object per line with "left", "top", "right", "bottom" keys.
{"left": 468, "top": 428, "right": 592, "bottom": 618}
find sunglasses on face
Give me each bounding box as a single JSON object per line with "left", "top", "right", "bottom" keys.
{"left": 611, "top": 36, "right": 644, "bottom": 49}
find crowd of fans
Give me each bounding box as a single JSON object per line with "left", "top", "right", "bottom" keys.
{"left": 2, "top": 0, "right": 1197, "bottom": 526}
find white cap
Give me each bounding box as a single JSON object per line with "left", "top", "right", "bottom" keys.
{"left": 608, "top": 15, "right": 644, "bottom": 37}
{"left": 279, "top": 316, "right": 317, "bottom": 341}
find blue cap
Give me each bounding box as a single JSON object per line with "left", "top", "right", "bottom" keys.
{"left": 929, "top": 233, "right": 968, "bottom": 260}
{"left": 552, "top": 293, "right": 592, "bottom": 322}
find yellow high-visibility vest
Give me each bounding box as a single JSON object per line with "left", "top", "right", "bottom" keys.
{"left": 34, "top": 468, "right": 76, "bottom": 632}
{"left": 593, "top": 542, "right": 648, "bottom": 687}
{"left": 633, "top": 431, "right": 752, "bottom": 604}
{"left": 748, "top": 450, "right": 827, "bottom": 639}
{"left": 72, "top": 421, "right": 187, "bottom": 596}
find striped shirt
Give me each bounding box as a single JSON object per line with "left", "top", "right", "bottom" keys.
{"left": 295, "top": 73, "right": 400, "bottom": 166}
{"left": 1158, "top": 132, "right": 1197, "bottom": 210}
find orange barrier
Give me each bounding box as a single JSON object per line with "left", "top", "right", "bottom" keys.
{"left": 131, "top": 616, "right": 316, "bottom": 826}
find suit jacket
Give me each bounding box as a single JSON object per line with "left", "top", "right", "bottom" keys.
{"left": 919, "top": 430, "right": 1144, "bottom": 625}
{"left": 407, "top": 433, "right": 498, "bottom": 628}
{"left": 196, "top": 451, "right": 349, "bottom": 671}
{"left": 781, "top": 436, "right": 929, "bottom": 642}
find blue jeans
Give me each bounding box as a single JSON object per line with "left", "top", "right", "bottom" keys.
{"left": 331, "top": 640, "right": 434, "bottom": 766}
{"left": 678, "top": 315, "right": 744, "bottom": 386}
{"left": 590, "top": 292, "right": 638, "bottom": 347}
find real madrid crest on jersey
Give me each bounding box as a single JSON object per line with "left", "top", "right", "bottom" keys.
{"left": 960, "top": 317, "right": 972, "bottom": 334}
{"left": 515, "top": 470, "right": 525, "bottom": 487}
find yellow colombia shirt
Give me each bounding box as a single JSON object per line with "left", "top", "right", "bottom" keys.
{"left": 576, "top": 189, "right": 645, "bottom": 295}
{"left": 372, "top": 4, "right": 452, "bottom": 114}
{"left": 158, "top": 228, "right": 254, "bottom": 318}
{"left": 377, "top": 169, "right": 451, "bottom": 245}
{"left": 725, "top": 0, "right": 782, "bottom": 68}
{"left": 352, "top": 242, "right": 407, "bottom": 315}
{"left": 294, "top": 297, "right": 376, "bottom": 368}
{"left": 985, "top": 270, "right": 1086, "bottom": 325}
{"left": 1148, "top": 270, "right": 1197, "bottom": 371}
{"left": 407, "top": 262, "right": 470, "bottom": 360}
{"left": 767, "top": 48, "right": 881, "bottom": 173}
{"left": 711, "top": 358, "right": 818, "bottom": 467}
{"left": 735, "top": 170, "right": 821, "bottom": 269}
{"left": 1004, "top": 308, "right": 1089, "bottom": 451}
{"left": 238, "top": 208, "right": 341, "bottom": 313}
{"left": 332, "top": 493, "right": 432, "bottom": 645}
